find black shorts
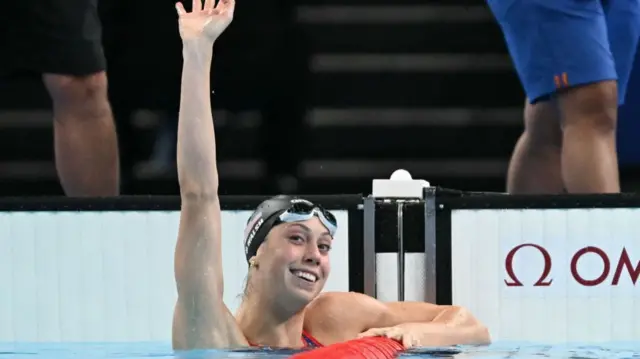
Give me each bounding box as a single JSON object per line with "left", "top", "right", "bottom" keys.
{"left": 1, "top": 0, "right": 106, "bottom": 76}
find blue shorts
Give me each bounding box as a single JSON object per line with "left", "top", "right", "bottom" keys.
{"left": 488, "top": 0, "right": 640, "bottom": 105}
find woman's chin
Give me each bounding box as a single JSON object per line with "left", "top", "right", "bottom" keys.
{"left": 284, "top": 281, "right": 318, "bottom": 307}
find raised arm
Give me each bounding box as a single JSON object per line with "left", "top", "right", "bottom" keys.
{"left": 171, "top": 0, "right": 248, "bottom": 350}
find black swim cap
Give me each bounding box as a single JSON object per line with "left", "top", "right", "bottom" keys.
{"left": 243, "top": 195, "right": 300, "bottom": 262}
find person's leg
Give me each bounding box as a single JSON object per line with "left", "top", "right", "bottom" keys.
{"left": 549, "top": 1, "right": 622, "bottom": 194}
{"left": 507, "top": 98, "right": 564, "bottom": 194}
{"left": 44, "top": 73, "right": 120, "bottom": 196}
{"left": 489, "top": 0, "right": 565, "bottom": 193}
{"left": 35, "top": 0, "right": 120, "bottom": 196}
{"left": 557, "top": 0, "right": 640, "bottom": 193}
{"left": 557, "top": 81, "right": 619, "bottom": 194}
{"left": 489, "top": 0, "right": 620, "bottom": 193}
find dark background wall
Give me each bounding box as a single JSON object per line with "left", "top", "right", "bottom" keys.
{"left": 1, "top": 0, "right": 639, "bottom": 197}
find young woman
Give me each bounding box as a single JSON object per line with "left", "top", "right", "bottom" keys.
{"left": 171, "top": 0, "right": 491, "bottom": 351}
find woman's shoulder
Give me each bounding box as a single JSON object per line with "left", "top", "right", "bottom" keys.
{"left": 302, "top": 292, "right": 353, "bottom": 330}
{"left": 306, "top": 291, "right": 360, "bottom": 313}
{"left": 308, "top": 291, "right": 383, "bottom": 311}
{"left": 303, "top": 291, "right": 385, "bottom": 345}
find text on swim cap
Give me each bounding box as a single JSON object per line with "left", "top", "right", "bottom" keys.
{"left": 245, "top": 217, "right": 264, "bottom": 254}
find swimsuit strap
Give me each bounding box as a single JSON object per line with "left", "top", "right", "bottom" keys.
{"left": 302, "top": 330, "right": 323, "bottom": 348}
{"left": 247, "top": 331, "right": 323, "bottom": 348}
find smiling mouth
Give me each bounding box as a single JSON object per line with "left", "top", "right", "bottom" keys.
{"left": 290, "top": 270, "right": 318, "bottom": 283}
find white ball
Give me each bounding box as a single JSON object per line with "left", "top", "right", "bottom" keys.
{"left": 390, "top": 169, "right": 412, "bottom": 181}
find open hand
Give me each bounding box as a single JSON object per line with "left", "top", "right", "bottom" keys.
{"left": 175, "top": 0, "right": 235, "bottom": 43}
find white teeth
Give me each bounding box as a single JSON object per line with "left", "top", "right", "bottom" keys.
{"left": 292, "top": 270, "right": 317, "bottom": 282}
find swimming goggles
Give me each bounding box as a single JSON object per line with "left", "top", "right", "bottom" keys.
{"left": 275, "top": 200, "right": 337, "bottom": 237}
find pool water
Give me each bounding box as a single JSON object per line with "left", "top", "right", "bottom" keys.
{"left": 1, "top": 342, "right": 639, "bottom": 359}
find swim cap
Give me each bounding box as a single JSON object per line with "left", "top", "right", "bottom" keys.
{"left": 243, "top": 195, "right": 337, "bottom": 263}
{"left": 243, "top": 195, "right": 299, "bottom": 262}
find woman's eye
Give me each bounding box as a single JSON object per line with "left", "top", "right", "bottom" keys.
{"left": 319, "top": 244, "right": 331, "bottom": 252}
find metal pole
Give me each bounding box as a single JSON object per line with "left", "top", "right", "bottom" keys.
{"left": 397, "top": 201, "right": 405, "bottom": 302}
{"left": 423, "top": 187, "right": 437, "bottom": 303}
{"left": 363, "top": 196, "right": 377, "bottom": 298}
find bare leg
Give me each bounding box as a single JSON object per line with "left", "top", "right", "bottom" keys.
{"left": 43, "top": 72, "right": 120, "bottom": 196}
{"left": 507, "top": 98, "right": 564, "bottom": 194}
{"left": 557, "top": 80, "right": 620, "bottom": 193}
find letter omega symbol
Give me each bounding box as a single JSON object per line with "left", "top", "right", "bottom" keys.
{"left": 504, "top": 243, "right": 553, "bottom": 287}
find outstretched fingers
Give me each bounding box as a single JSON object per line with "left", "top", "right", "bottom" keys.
{"left": 175, "top": 2, "right": 186, "bottom": 15}
{"left": 217, "top": 0, "right": 235, "bottom": 15}
{"left": 177, "top": 0, "right": 219, "bottom": 14}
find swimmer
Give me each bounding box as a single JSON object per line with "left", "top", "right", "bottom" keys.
{"left": 488, "top": 0, "right": 640, "bottom": 194}
{"left": 170, "top": 0, "right": 490, "bottom": 350}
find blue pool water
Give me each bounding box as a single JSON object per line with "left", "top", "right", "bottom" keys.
{"left": 1, "top": 342, "right": 639, "bottom": 359}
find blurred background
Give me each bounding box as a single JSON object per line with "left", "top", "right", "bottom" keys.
{"left": 1, "top": 0, "right": 640, "bottom": 197}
